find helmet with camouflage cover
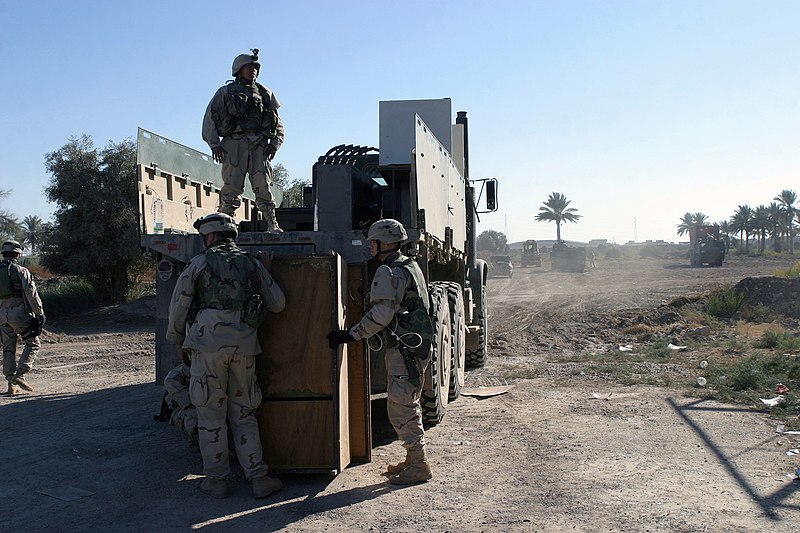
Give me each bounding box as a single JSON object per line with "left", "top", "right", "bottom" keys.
{"left": 231, "top": 49, "right": 261, "bottom": 77}
{"left": 1, "top": 240, "right": 23, "bottom": 255}
{"left": 366, "top": 219, "right": 408, "bottom": 244}
{"left": 193, "top": 213, "right": 238, "bottom": 237}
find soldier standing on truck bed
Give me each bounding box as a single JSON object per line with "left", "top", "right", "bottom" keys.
{"left": 0, "top": 240, "right": 44, "bottom": 395}
{"left": 328, "top": 219, "right": 434, "bottom": 485}
{"left": 202, "top": 49, "right": 285, "bottom": 233}
{"left": 166, "top": 213, "right": 286, "bottom": 499}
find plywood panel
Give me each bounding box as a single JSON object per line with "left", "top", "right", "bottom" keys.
{"left": 254, "top": 253, "right": 353, "bottom": 473}
{"left": 346, "top": 264, "right": 371, "bottom": 462}
{"left": 259, "top": 400, "right": 335, "bottom": 471}
{"left": 256, "top": 256, "right": 339, "bottom": 397}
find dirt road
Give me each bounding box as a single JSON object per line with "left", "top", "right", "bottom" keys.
{"left": 1, "top": 254, "right": 799, "bottom": 532}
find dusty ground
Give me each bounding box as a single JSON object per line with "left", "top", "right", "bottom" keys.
{"left": 1, "top": 253, "right": 799, "bottom": 532}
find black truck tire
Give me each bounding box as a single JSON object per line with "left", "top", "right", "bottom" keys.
{"left": 443, "top": 281, "right": 466, "bottom": 402}
{"left": 421, "top": 282, "right": 452, "bottom": 426}
{"left": 466, "top": 283, "right": 488, "bottom": 369}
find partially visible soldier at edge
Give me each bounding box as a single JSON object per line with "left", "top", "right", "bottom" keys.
{"left": 166, "top": 213, "right": 286, "bottom": 499}
{"left": 0, "top": 240, "right": 45, "bottom": 395}
{"left": 202, "top": 48, "right": 285, "bottom": 233}
{"left": 327, "top": 219, "right": 434, "bottom": 485}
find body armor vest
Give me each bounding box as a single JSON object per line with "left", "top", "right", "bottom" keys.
{"left": 194, "top": 241, "right": 266, "bottom": 328}
{"left": 214, "top": 80, "right": 278, "bottom": 138}
{"left": 0, "top": 260, "right": 23, "bottom": 299}
{"left": 379, "top": 253, "right": 434, "bottom": 359}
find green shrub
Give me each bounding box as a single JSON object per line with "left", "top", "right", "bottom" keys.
{"left": 40, "top": 277, "right": 96, "bottom": 316}
{"left": 779, "top": 334, "right": 800, "bottom": 353}
{"left": 775, "top": 260, "right": 800, "bottom": 278}
{"left": 704, "top": 353, "right": 800, "bottom": 411}
{"left": 754, "top": 330, "right": 782, "bottom": 349}
{"left": 706, "top": 287, "right": 745, "bottom": 318}
{"left": 640, "top": 339, "right": 672, "bottom": 360}
{"left": 753, "top": 330, "right": 800, "bottom": 352}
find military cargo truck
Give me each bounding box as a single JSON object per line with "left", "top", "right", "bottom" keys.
{"left": 550, "top": 242, "right": 586, "bottom": 272}
{"left": 689, "top": 225, "right": 725, "bottom": 267}
{"left": 137, "top": 98, "right": 497, "bottom": 473}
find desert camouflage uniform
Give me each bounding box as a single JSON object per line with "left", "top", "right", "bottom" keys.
{"left": 202, "top": 79, "right": 284, "bottom": 216}
{"left": 167, "top": 239, "right": 285, "bottom": 480}
{"left": 0, "top": 259, "right": 44, "bottom": 383}
{"left": 350, "top": 251, "right": 430, "bottom": 449}
{"left": 164, "top": 364, "right": 198, "bottom": 447}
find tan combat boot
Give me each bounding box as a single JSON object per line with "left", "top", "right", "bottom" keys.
{"left": 385, "top": 449, "right": 412, "bottom": 475}
{"left": 12, "top": 375, "right": 34, "bottom": 392}
{"left": 252, "top": 474, "right": 282, "bottom": 499}
{"left": 264, "top": 204, "right": 283, "bottom": 233}
{"left": 388, "top": 444, "right": 432, "bottom": 485}
{"left": 200, "top": 477, "right": 229, "bottom": 499}
{"left": 7, "top": 380, "right": 20, "bottom": 395}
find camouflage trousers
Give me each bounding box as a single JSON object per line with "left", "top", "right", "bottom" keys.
{"left": 0, "top": 299, "right": 40, "bottom": 378}
{"left": 188, "top": 350, "right": 269, "bottom": 480}
{"left": 219, "top": 134, "right": 275, "bottom": 216}
{"left": 164, "top": 365, "right": 198, "bottom": 438}
{"left": 385, "top": 347, "right": 425, "bottom": 449}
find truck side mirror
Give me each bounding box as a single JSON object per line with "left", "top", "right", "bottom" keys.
{"left": 486, "top": 179, "right": 498, "bottom": 211}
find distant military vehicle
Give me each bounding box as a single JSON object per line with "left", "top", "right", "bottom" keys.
{"left": 488, "top": 255, "right": 513, "bottom": 278}
{"left": 689, "top": 225, "right": 725, "bottom": 267}
{"left": 520, "top": 240, "right": 541, "bottom": 267}
{"left": 550, "top": 242, "right": 586, "bottom": 273}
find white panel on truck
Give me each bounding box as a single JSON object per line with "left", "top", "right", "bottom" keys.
{"left": 379, "top": 99, "right": 452, "bottom": 166}
{"left": 411, "top": 115, "right": 467, "bottom": 252}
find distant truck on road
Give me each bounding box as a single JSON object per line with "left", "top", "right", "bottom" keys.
{"left": 689, "top": 225, "right": 725, "bottom": 267}
{"left": 520, "top": 240, "right": 541, "bottom": 267}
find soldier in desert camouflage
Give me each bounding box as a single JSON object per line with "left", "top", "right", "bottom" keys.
{"left": 1, "top": 240, "right": 45, "bottom": 395}
{"left": 163, "top": 364, "right": 199, "bottom": 452}
{"left": 167, "top": 213, "right": 285, "bottom": 499}
{"left": 328, "top": 219, "right": 434, "bottom": 485}
{"left": 202, "top": 49, "right": 285, "bottom": 232}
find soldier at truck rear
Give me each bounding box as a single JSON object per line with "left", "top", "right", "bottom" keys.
{"left": 202, "top": 49, "right": 285, "bottom": 232}
{"left": 166, "top": 213, "right": 286, "bottom": 499}
{"left": 328, "top": 219, "right": 435, "bottom": 485}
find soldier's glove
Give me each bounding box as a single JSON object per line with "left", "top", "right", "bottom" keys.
{"left": 211, "top": 146, "right": 226, "bottom": 163}
{"left": 327, "top": 329, "right": 354, "bottom": 349}
{"left": 20, "top": 315, "right": 43, "bottom": 340}
{"left": 265, "top": 144, "right": 277, "bottom": 161}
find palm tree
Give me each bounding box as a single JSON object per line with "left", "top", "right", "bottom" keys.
{"left": 692, "top": 212, "right": 709, "bottom": 226}
{"left": 677, "top": 212, "right": 709, "bottom": 240}
{"left": 676, "top": 212, "right": 695, "bottom": 237}
{"left": 0, "top": 189, "right": 21, "bottom": 240}
{"left": 752, "top": 205, "right": 769, "bottom": 254}
{"left": 767, "top": 202, "right": 784, "bottom": 252}
{"left": 718, "top": 220, "right": 733, "bottom": 251}
{"left": 535, "top": 192, "right": 581, "bottom": 243}
{"left": 774, "top": 189, "right": 797, "bottom": 253}
{"left": 730, "top": 205, "right": 753, "bottom": 253}
{"left": 21, "top": 215, "right": 44, "bottom": 254}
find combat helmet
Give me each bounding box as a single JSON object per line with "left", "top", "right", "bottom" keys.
{"left": 366, "top": 219, "right": 407, "bottom": 244}
{"left": 194, "top": 213, "right": 238, "bottom": 237}
{"left": 1, "top": 240, "right": 23, "bottom": 255}
{"left": 231, "top": 49, "right": 261, "bottom": 77}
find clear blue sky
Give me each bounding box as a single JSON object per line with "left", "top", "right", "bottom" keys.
{"left": 1, "top": 0, "right": 798, "bottom": 244}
